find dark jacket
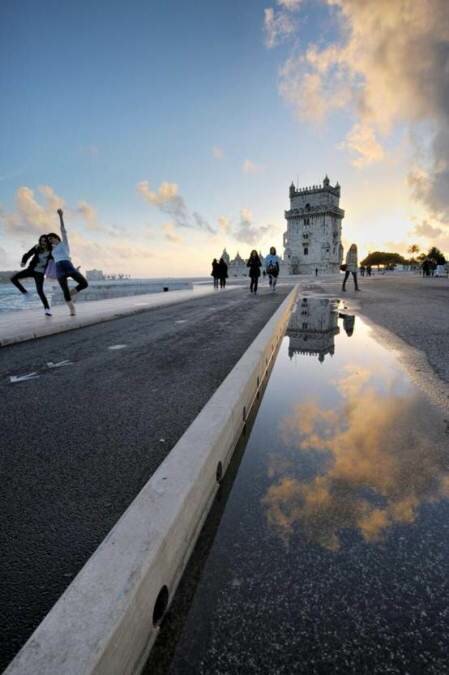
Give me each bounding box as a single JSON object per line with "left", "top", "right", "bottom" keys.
{"left": 21, "top": 246, "right": 51, "bottom": 272}
{"left": 211, "top": 260, "right": 220, "bottom": 278}
{"left": 218, "top": 260, "right": 228, "bottom": 279}
{"left": 247, "top": 256, "right": 261, "bottom": 278}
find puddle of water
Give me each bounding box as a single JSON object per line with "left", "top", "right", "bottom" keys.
{"left": 149, "top": 296, "right": 449, "bottom": 674}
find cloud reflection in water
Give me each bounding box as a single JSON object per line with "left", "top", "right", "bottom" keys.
{"left": 263, "top": 364, "right": 448, "bottom": 550}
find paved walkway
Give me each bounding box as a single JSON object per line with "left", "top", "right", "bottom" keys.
{"left": 0, "top": 286, "right": 292, "bottom": 671}
{"left": 0, "top": 286, "right": 232, "bottom": 347}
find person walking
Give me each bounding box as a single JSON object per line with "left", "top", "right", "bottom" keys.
{"left": 218, "top": 257, "right": 228, "bottom": 288}
{"left": 342, "top": 243, "right": 360, "bottom": 292}
{"left": 47, "top": 209, "right": 88, "bottom": 316}
{"left": 10, "top": 235, "right": 53, "bottom": 315}
{"left": 246, "top": 250, "right": 261, "bottom": 294}
{"left": 265, "top": 246, "right": 281, "bottom": 291}
{"left": 211, "top": 258, "right": 220, "bottom": 288}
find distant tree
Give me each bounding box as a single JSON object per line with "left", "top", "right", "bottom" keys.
{"left": 427, "top": 246, "right": 446, "bottom": 265}
{"left": 361, "top": 251, "right": 406, "bottom": 268}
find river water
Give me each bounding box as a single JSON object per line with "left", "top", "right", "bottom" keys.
{"left": 0, "top": 277, "right": 208, "bottom": 313}
{"left": 147, "top": 294, "right": 449, "bottom": 674}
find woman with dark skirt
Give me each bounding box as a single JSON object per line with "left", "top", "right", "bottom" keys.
{"left": 10, "top": 234, "right": 53, "bottom": 315}
{"left": 246, "top": 249, "right": 261, "bottom": 294}
{"left": 47, "top": 209, "right": 88, "bottom": 316}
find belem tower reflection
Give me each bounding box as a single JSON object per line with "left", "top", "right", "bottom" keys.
{"left": 286, "top": 296, "right": 341, "bottom": 362}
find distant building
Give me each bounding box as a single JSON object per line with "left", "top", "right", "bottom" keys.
{"left": 86, "top": 269, "right": 105, "bottom": 281}
{"left": 283, "top": 176, "right": 344, "bottom": 274}
{"left": 286, "top": 297, "right": 339, "bottom": 362}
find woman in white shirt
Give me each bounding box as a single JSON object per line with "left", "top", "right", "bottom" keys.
{"left": 47, "top": 209, "right": 88, "bottom": 315}
{"left": 342, "top": 243, "right": 360, "bottom": 292}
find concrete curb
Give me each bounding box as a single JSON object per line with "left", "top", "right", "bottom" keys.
{"left": 5, "top": 286, "right": 298, "bottom": 675}
{"left": 0, "top": 287, "right": 236, "bottom": 348}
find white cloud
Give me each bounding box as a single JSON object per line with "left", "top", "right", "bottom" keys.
{"left": 339, "top": 123, "right": 385, "bottom": 167}
{"left": 275, "top": 0, "right": 449, "bottom": 220}
{"left": 412, "top": 220, "right": 442, "bottom": 239}
{"left": 242, "top": 159, "right": 264, "bottom": 174}
{"left": 163, "top": 222, "right": 183, "bottom": 244}
{"left": 218, "top": 216, "right": 231, "bottom": 234}
{"left": 137, "top": 179, "right": 215, "bottom": 233}
{"left": 212, "top": 146, "right": 224, "bottom": 159}
{"left": 277, "top": 0, "right": 302, "bottom": 8}
{"left": 77, "top": 201, "right": 98, "bottom": 229}
{"left": 0, "top": 185, "right": 120, "bottom": 252}
{"left": 264, "top": 7, "right": 296, "bottom": 48}
{"left": 234, "top": 208, "right": 273, "bottom": 244}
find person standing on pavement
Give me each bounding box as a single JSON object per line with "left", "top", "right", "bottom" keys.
{"left": 218, "top": 257, "right": 228, "bottom": 288}
{"left": 246, "top": 250, "right": 261, "bottom": 294}
{"left": 47, "top": 209, "right": 88, "bottom": 316}
{"left": 211, "top": 258, "right": 220, "bottom": 288}
{"left": 342, "top": 243, "right": 360, "bottom": 292}
{"left": 10, "top": 235, "right": 53, "bottom": 316}
{"left": 265, "top": 246, "right": 281, "bottom": 291}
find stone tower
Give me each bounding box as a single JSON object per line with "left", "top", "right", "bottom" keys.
{"left": 283, "top": 176, "right": 344, "bottom": 274}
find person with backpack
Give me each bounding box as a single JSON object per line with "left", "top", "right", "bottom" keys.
{"left": 47, "top": 209, "right": 88, "bottom": 316}
{"left": 246, "top": 250, "right": 261, "bottom": 294}
{"left": 10, "top": 234, "right": 53, "bottom": 315}
{"left": 265, "top": 246, "right": 281, "bottom": 291}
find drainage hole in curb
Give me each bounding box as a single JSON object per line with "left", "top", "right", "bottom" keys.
{"left": 243, "top": 406, "right": 246, "bottom": 421}
{"left": 216, "top": 461, "right": 223, "bottom": 483}
{"left": 153, "top": 586, "right": 169, "bottom": 626}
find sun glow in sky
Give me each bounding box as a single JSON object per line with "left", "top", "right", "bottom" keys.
{"left": 1, "top": 0, "right": 449, "bottom": 276}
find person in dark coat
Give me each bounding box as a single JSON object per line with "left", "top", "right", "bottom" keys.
{"left": 218, "top": 257, "right": 228, "bottom": 288}
{"left": 246, "top": 250, "right": 261, "bottom": 294}
{"left": 211, "top": 258, "right": 220, "bottom": 288}
{"left": 10, "top": 234, "right": 53, "bottom": 315}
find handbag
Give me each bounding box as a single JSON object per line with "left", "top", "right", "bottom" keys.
{"left": 340, "top": 264, "right": 347, "bottom": 272}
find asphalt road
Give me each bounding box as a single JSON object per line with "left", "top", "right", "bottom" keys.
{"left": 0, "top": 285, "right": 291, "bottom": 671}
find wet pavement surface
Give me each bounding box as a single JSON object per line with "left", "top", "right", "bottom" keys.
{"left": 148, "top": 295, "right": 449, "bottom": 674}
{"left": 0, "top": 286, "right": 291, "bottom": 672}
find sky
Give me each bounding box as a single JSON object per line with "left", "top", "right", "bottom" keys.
{"left": 1, "top": 0, "right": 449, "bottom": 276}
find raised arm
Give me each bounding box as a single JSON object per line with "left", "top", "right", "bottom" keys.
{"left": 57, "top": 209, "right": 69, "bottom": 247}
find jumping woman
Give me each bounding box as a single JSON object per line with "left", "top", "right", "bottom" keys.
{"left": 10, "top": 235, "right": 53, "bottom": 316}
{"left": 246, "top": 250, "right": 261, "bottom": 294}
{"left": 47, "top": 209, "right": 88, "bottom": 316}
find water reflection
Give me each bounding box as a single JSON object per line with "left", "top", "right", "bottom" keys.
{"left": 286, "top": 297, "right": 341, "bottom": 362}
{"left": 264, "top": 298, "right": 448, "bottom": 550}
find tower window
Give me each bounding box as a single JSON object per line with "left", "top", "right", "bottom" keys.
{"left": 304, "top": 247, "right": 309, "bottom": 255}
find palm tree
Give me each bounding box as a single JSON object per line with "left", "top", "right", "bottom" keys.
{"left": 408, "top": 244, "right": 420, "bottom": 267}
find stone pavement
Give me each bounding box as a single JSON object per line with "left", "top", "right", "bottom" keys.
{"left": 0, "top": 286, "right": 231, "bottom": 347}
